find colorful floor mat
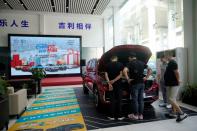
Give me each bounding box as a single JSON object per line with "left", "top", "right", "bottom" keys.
{"left": 9, "top": 88, "right": 87, "bottom": 131}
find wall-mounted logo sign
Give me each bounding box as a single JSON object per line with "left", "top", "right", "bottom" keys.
{"left": 0, "top": 19, "right": 29, "bottom": 28}
{"left": 58, "top": 22, "right": 91, "bottom": 30}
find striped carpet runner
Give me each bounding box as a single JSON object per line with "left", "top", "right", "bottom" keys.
{"left": 9, "top": 87, "right": 86, "bottom": 131}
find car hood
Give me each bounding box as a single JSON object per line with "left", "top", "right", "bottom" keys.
{"left": 98, "top": 45, "right": 152, "bottom": 72}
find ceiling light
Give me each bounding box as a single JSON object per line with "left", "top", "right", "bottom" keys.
{"left": 4, "top": 2, "right": 7, "bottom": 5}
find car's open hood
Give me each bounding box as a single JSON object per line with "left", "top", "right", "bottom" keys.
{"left": 98, "top": 45, "right": 152, "bottom": 72}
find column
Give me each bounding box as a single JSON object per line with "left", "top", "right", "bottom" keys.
{"left": 147, "top": 3, "right": 156, "bottom": 54}
{"left": 113, "top": 6, "right": 121, "bottom": 46}
{"left": 168, "top": 0, "right": 177, "bottom": 49}
{"left": 39, "top": 14, "right": 45, "bottom": 34}
{"left": 183, "top": 0, "right": 195, "bottom": 84}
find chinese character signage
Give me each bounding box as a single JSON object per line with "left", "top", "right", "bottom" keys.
{"left": 58, "top": 22, "right": 91, "bottom": 30}
{"left": 0, "top": 18, "right": 29, "bottom": 28}
{"left": 0, "top": 18, "right": 92, "bottom": 30}
{"left": 0, "top": 18, "right": 92, "bottom": 31}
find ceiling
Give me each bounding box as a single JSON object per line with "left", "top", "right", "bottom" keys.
{"left": 0, "top": 0, "right": 127, "bottom": 15}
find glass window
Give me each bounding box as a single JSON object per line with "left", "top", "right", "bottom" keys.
{"left": 118, "top": 0, "right": 184, "bottom": 52}
{"left": 116, "top": 0, "right": 184, "bottom": 75}
{"left": 105, "top": 17, "right": 114, "bottom": 52}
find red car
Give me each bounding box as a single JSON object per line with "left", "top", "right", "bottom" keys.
{"left": 21, "top": 65, "right": 32, "bottom": 72}
{"left": 82, "top": 45, "right": 159, "bottom": 110}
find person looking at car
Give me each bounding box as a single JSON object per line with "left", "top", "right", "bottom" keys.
{"left": 123, "top": 52, "right": 151, "bottom": 120}
{"left": 104, "top": 55, "right": 125, "bottom": 120}
{"left": 157, "top": 55, "right": 172, "bottom": 109}
{"left": 164, "top": 53, "right": 188, "bottom": 122}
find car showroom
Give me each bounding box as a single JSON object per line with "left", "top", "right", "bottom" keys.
{"left": 0, "top": 0, "right": 197, "bottom": 131}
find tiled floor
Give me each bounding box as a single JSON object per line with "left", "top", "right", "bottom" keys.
{"left": 89, "top": 89, "right": 197, "bottom": 131}
{"left": 90, "top": 91, "right": 197, "bottom": 131}
{"left": 91, "top": 115, "right": 197, "bottom": 131}
{"left": 6, "top": 85, "right": 197, "bottom": 131}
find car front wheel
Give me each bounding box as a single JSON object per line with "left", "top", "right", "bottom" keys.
{"left": 94, "top": 88, "right": 101, "bottom": 110}
{"left": 83, "top": 83, "right": 89, "bottom": 95}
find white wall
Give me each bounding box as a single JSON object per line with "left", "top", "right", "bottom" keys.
{"left": 44, "top": 14, "right": 103, "bottom": 47}
{"left": 0, "top": 11, "right": 39, "bottom": 46}
{"left": 82, "top": 47, "right": 103, "bottom": 62}
{"left": 0, "top": 10, "right": 104, "bottom": 48}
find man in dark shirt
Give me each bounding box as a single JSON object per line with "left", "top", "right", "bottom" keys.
{"left": 164, "top": 53, "right": 188, "bottom": 122}
{"left": 157, "top": 55, "right": 171, "bottom": 108}
{"left": 105, "top": 55, "right": 124, "bottom": 120}
{"left": 123, "top": 53, "right": 151, "bottom": 120}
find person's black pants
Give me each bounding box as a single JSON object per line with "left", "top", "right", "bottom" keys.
{"left": 108, "top": 81, "right": 123, "bottom": 118}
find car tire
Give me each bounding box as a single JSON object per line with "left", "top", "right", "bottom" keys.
{"left": 83, "top": 84, "right": 89, "bottom": 95}
{"left": 94, "top": 88, "right": 102, "bottom": 111}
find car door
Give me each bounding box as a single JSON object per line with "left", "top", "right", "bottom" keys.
{"left": 96, "top": 61, "right": 108, "bottom": 92}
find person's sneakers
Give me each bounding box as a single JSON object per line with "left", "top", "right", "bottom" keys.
{"left": 168, "top": 112, "right": 177, "bottom": 118}
{"left": 128, "top": 114, "right": 138, "bottom": 120}
{"left": 159, "top": 103, "right": 167, "bottom": 107}
{"left": 138, "top": 115, "right": 143, "bottom": 120}
{"left": 176, "top": 113, "right": 188, "bottom": 122}
{"left": 165, "top": 112, "right": 176, "bottom": 118}
{"left": 117, "top": 117, "right": 125, "bottom": 121}
{"left": 107, "top": 117, "right": 115, "bottom": 120}
{"left": 128, "top": 114, "right": 133, "bottom": 119}
{"left": 166, "top": 104, "right": 172, "bottom": 109}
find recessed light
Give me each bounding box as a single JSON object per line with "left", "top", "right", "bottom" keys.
{"left": 4, "top": 2, "right": 7, "bottom": 5}
{"left": 21, "top": 3, "right": 24, "bottom": 5}
{"left": 66, "top": 6, "right": 68, "bottom": 8}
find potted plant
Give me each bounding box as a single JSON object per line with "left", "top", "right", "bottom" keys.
{"left": 31, "top": 66, "right": 46, "bottom": 94}
{"left": 0, "top": 77, "right": 9, "bottom": 130}
{"left": 0, "top": 77, "right": 9, "bottom": 100}
{"left": 181, "top": 84, "right": 197, "bottom": 106}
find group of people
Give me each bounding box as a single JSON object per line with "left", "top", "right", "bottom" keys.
{"left": 104, "top": 52, "right": 151, "bottom": 121}
{"left": 104, "top": 52, "right": 188, "bottom": 122}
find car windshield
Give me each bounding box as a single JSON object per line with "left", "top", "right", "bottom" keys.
{"left": 145, "top": 61, "right": 156, "bottom": 79}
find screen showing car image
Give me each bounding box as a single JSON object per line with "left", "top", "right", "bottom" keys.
{"left": 9, "top": 34, "right": 81, "bottom": 77}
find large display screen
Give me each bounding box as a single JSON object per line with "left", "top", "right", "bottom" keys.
{"left": 8, "top": 34, "right": 81, "bottom": 78}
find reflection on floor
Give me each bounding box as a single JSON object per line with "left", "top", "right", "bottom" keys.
{"left": 74, "top": 87, "right": 197, "bottom": 130}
